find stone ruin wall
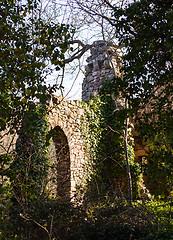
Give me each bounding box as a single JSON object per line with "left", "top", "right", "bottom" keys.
{"left": 0, "top": 96, "right": 88, "bottom": 200}
{"left": 0, "top": 40, "right": 148, "bottom": 200}
{"left": 82, "top": 40, "right": 151, "bottom": 197}
{"left": 82, "top": 40, "right": 148, "bottom": 162}
{"left": 82, "top": 40, "right": 122, "bottom": 101}
{"left": 48, "top": 95, "right": 88, "bottom": 199}
{"left": 0, "top": 129, "right": 18, "bottom": 155}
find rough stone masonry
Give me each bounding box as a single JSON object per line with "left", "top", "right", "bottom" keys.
{"left": 0, "top": 40, "right": 148, "bottom": 199}
{"left": 82, "top": 40, "right": 122, "bottom": 101}
{"left": 47, "top": 40, "right": 124, "bottom": 199}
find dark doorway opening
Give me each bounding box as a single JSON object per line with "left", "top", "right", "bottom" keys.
{"left": 49, "top": 126, "right": 70, "bottom": 199}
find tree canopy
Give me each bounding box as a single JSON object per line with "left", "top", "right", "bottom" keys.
{"left": 112, "top": 0, "right": 173, "bottom": 195}
{"left": 113, "top": 0, "right": 172, "bottom": 108}
{"left": 0, "top": 0, "right": 73, "bottom": 132}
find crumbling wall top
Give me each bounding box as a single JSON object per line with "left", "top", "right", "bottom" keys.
{"left": 82, "top": 41, "right": 122, "bottom": 101}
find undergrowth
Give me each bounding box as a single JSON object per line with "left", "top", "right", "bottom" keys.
{"left": 1, "top": 196, "right": 172, "bottom": 239}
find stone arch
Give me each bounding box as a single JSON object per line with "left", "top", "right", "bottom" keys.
{"left": 48, "top": 96, "right": 87, "bottom": 199}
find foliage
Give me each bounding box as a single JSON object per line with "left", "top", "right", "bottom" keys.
{"left": 112, "top": 0, "right": 173, "bottom": 196}
{"left": 82, "top": 78, "right": 140, "bottom": 200}
{"left": 0, "top": 1, "right": 74, "bottom": 235}
{"left": 1, "top": 194, "right": 173, "bottom": 239}
{"left": 113, "top": 0, "right": 172, "bottom": 109}
{"left": 0, "top": 104, "right": 172, "bottom": 239}
{"left": 1, "top": 198, "right": 77, "bottom": 240}
{"left": 0, "top": 104, "right": 51, "bottom": 238}
{"left": 144, "top": 200, "right": 173, "bottom": 231}
{"left": 0, "top": 0, "right": 74, "bottom": 132}
{"left": 76, "top": 199, "right": 173, "bottom": 240}
{"left": 9, "top": 104, "right": 50, "bottom": 202}
{"left": 1, "top": 1, "right": 172, "bottom": 238}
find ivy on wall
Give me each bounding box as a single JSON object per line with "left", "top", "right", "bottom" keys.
{"left": 3, "top": 105, "right": 50, "bottom": 204}
{"left": 10, "top": 105, "right": 48, "bottom": 201}
{"left": 82, "top": 78, "right": 141, "bottom": 199}
{"left": 0, "top": 104, "right": 51, "bottom": 238}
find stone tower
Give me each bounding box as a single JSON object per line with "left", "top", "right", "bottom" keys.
{"left": 82, "top": 40, "right": 122, "bottom": 101}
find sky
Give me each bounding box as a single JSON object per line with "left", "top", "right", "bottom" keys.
{"left": 43, "top": 0, "right": 133, "bottom": 100}
{"left": 43, "top": 0, "right": 102, "bottom": 100}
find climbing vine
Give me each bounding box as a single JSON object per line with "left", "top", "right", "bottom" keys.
{"left": 7, "top": 104, "right": 50, "bottom": 203}
{"left": 0, "top": 105, "right": 49, "bottom": 211}
{"left": 0, "top": 103, "right": 51, "bottom": 238}
{"left": 82, "top": 78, "right": 141, "bottom": 199}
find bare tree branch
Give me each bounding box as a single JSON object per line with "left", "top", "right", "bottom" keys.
{"left": 65, "top": 43, "right": 92, "bottom": 63}
{"left": 103, "top": 0, "right": 115, "bottom": 9}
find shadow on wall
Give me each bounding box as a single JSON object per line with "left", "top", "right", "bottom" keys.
{"left": 49, "top": 126, "right": 70, "bottom": 200}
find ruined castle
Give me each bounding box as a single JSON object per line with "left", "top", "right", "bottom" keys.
{"left": 0, "top": 41, "right": 148, "bottom": 199}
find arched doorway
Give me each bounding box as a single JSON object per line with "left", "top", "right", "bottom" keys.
{"left": 49, "top": 126, "right": 70, "bottom": 199}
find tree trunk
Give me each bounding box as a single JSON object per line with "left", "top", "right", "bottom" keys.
{"left": 124, "top": 98, "right": 133, "bottom": 204}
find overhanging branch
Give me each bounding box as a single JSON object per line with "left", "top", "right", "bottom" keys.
{"left": 64, "top": 40, "right": 125, "bottom": 64}
{"left": 64, "top": 41, "right": 92, "bottom": 64}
